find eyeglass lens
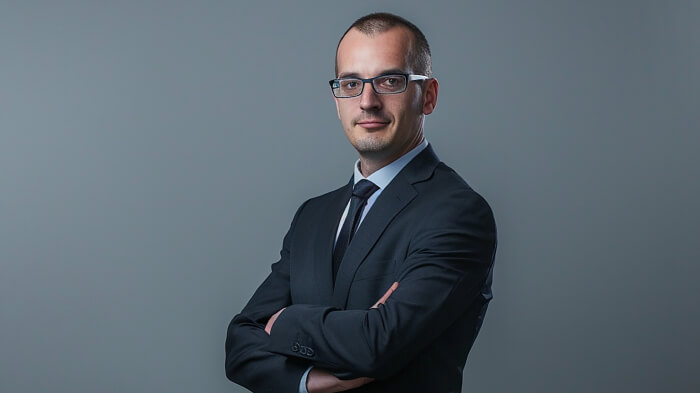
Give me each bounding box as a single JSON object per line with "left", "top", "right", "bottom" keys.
{"left": 334, "top": 75, "right": 407, "bottom": 97}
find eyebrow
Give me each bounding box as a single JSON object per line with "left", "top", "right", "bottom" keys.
{"left": 337, "top": 69, "right": 406, "bottom": 79}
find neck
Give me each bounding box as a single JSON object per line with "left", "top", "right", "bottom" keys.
{"left": 358, "top": 133, "right": 424, "bottom": 177}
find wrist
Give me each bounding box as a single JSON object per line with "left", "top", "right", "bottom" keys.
{"left": 306, "top": 369, "right": 340, "bottom": 393}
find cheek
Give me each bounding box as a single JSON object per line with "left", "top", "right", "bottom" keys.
{"left": 395, "top": 95, "right": 422, "bottom": 123}
{"left": 337, "top": 105, "right": 353, "bottom": 123}
{"left": 338, "top": 108, "right": 357, "bottom": 137}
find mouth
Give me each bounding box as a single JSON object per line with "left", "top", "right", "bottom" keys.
{"left": 355, "top": 119, "right": 390, "bottom": 129}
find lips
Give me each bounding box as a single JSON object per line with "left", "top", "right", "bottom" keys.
{"left": 356, "top": 119, "right": 390, "bottom": 129}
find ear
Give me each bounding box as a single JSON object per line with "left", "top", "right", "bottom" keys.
{"left": 421, "top": 78, "right": 439, "bottom": 115}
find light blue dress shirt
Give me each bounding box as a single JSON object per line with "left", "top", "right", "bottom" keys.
{"left": 298, "top": 139, "right": 429, "bottom": 393}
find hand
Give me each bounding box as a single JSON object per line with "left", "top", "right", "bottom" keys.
{"left": 306, "top": 368, "right": 374, "bottom": 393}
{"left": 371, "top": 281, "right": 399, "bottom": 309}
{"left": 264, "top": 307, "right": 285, "bottom": 335}
{"left": 274, "top": 281, "right": 399, "bottom": 393}
{"left": 306, "top": 283, "right": 399, "bottom": 392}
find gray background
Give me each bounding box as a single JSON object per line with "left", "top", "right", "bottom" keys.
{"left": 1, "top": 1, "right": 698, "bottom": 392}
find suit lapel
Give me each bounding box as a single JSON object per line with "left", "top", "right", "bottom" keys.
{"left": 312, "top": 179, "right": 352, "bottom": 304}
{"left": 331, "top": 145, "right": 441, "bottom": 308}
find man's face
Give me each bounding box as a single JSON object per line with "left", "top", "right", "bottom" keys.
{"left": 334, "top": 27, "right": 432, "bottom": 163}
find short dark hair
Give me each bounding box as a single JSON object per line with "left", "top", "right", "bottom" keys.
{"left": 335, "top": 12, "right": 432, "bottom": 77}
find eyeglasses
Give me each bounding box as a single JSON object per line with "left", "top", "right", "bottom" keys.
{"left": 329, "top": 73, "right": 429, "bottom": 98}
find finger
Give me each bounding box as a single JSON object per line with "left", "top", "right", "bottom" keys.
{"left": 264, "top": 307, "right": 286, "bottom": 335}
{"left": 373, "top": 282, "right": 397, "bottom": 307}
{"left": 371, "top": 281, "right": 399, "bottom": 308}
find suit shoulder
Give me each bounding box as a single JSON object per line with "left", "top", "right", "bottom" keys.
{"left": 412, "top": 161, "right": 496, "bottom": 230}
{"left": 301, "top": 183, "right": 347, "bottom": 205}
{"left": 286, "top": 182, "right": 348, "bottom": 221}
{"left": 426, "top": 162, "right": 490, "bottom": 204}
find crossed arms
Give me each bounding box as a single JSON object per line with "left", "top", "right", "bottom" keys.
{"left": 225, "top": 193, "right": 496, "bottom": 392}
{"left": 263, "top": 283, "right": 398, "bottom": 392}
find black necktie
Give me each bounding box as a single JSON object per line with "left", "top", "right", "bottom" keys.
{"left": 332, "top": 179, "right": 379, "bottom": 283}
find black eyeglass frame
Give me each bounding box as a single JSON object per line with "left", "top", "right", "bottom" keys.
{"left": 329, "top": 73, "right": 429, "bottom": 98}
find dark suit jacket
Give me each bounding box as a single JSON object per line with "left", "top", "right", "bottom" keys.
{"left": 225, "top": 145, "right": 497, "bottom": 393}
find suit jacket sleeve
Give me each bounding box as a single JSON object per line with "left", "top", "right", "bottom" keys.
{"left": 225, "top": 201, "right": 310, "bottom": 392}
{"left": 266, "top": 190, "right": 497, "bottom": 380}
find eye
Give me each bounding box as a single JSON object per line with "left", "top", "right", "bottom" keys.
{"left": 340, "top": 80, "right": 360, "bottom": 90}
{"left": 376, "top": 75, "right": 404, "bottom": 90}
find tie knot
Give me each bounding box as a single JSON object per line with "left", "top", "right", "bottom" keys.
{"left": 352, "top": 179, "right": 379, "bottom": 200}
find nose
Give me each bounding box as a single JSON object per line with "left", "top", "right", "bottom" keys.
{"left": 359, "top": 81, "right": 382, "bottom": 111}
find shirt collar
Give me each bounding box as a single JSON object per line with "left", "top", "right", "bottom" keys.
{"left": 353, "top": 139, "right": 429, "bottom": 189}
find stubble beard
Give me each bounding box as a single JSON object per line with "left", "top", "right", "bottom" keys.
{"left": 352, "top": 133, "right": 390, "bottom": 154}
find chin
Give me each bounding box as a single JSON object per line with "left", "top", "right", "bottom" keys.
{"left": 355, "top": 142, "right": 394, "bottom": 156}
{"left": 350, "top": 130, "right": 393, "bottom": 151}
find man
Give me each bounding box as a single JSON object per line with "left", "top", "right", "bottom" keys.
{"left": 225, "top": 12, "right": 496, "bottom": 393}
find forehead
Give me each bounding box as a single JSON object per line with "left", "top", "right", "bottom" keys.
{"left": 336, "top": 27, "right": 412, "bottom": 77}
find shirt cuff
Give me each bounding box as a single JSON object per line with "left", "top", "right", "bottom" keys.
{"left": 298, "top": 366, "right": 313, "bottom": 393}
